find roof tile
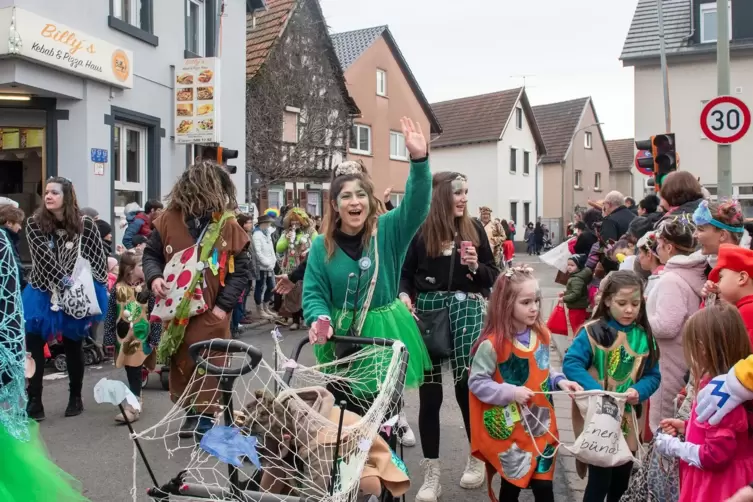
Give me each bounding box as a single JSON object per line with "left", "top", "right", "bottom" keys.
{"left": 246, "top": 0, "right": 296, "bottom": 79}
{"left": 331, "top": 26, "right": 388, "bottom": 70}
{"left": 430, "top": 89, "right": 521, "bottom": 148}
{"left": 532, "top": 98, "right": 590, "bottom": 164}
{"left": 606, "top": 138, "right": 636, "bottom": 171}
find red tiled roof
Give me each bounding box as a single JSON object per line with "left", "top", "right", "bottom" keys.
{"left": 607, "top": 138, "right": 635, "bottom": 171}
{"left": 430, "top": 88, "right": 522, "bottom": 148}
{"left": 246, "top": 0, "right": 296, "bottom": 80}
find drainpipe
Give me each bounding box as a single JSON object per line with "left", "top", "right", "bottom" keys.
{"left": 682, "top": 0, "right": 695, "bottom": 41}
{"left": 560, "top": 160, "right": 566, "bottom": 242}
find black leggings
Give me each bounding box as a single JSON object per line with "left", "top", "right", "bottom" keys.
{"left": 124, "top": 365, "right": 142, "bottom": 398}
{"left": 583, "top": 463, "right": 633, "bottom": 502}
{"left": 26, "top": 333, "right": 84, "bottom": 399}
{"left": 500, "top": 479, "right": 554, "bottom": 502}
{"left": 418, "top": 364, "right": 471, "bottom": 459}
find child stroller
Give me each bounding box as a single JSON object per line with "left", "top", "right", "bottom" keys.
{"left": 47, "top": 334, "right": 102, "bottom": 372}
{"left": 118, "top": 335, "right": 409, "bottom": 502}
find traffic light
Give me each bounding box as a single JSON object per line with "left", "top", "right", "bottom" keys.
{"left": 652, "top": 133, "right": 677, "bottom": 189}
{"left": 634, "top": 134, "right": 678, "bottom": 190}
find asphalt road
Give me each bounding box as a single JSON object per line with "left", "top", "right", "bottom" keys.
{"left": 38, "top": 254, "right": 572, "bottom": 502}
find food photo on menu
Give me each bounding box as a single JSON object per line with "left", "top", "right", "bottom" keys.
{"left": 176, "top": 88, "right": 193, "bottom": 102}
{"left": 176, "top": 73, "right": 193, "bottom": 85}
{"left": 177, "top": 104, "right": 194, "bottom": 116}
{"left": 197, "top": 104, "right": 213, "bottom": 115}
{"left": 177, "top": 119, "right": 193, "bottom": 135}
{"left": 198, "top": 69, "right": 213, "bottom": 83}
{"left": 197, "top": 87, "right": 214, "bottom": 100}
{"left": 198, "top": 119, "right": 214, "bottom": 131}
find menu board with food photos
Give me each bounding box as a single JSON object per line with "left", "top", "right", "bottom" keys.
{"left": 174, "top": 57, "right": 220, "bottom": 144}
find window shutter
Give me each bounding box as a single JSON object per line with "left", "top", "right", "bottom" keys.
{"left": 259, "top": 188, "right": 269, "bottom": 212}
{"left": 286, "top": 189, "right": 294, "bottom": 206}
{"left": 322, "top": 189, "right": 330, "bottom": 215}
{"left": 299, "top": 189, "right": 308, "bottom": 210}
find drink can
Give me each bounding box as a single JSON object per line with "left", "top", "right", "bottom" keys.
{"left": 315, "top": 315, "right": 331, "bottom": 344}
{"left": 460, "top": 241, "right": 472, "bottom": 263}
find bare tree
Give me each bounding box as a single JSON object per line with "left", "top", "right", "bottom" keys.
{"left": 246, "top": 0, "right": 352, "bottom": 200}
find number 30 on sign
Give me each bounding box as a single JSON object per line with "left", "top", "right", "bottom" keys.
{"left": 700, "top": 95, "right": 751, "bottom": 144}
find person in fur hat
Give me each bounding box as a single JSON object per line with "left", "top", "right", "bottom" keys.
{"left": 479, "top": 206, "right": 505, "bottom": 267}
{"left": 275, "top": 207, "right": 317, "bottom": 330}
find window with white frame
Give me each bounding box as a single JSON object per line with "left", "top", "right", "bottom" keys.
{"left": 584, "top": 131, "right": 593, "bottom": 149}
{"left": 268, "top": 188, "right": 284, "bottom": 210}
{"left": 510, "top": 201, "right": 518, "bottom": 223}
{"left": 515, "top": 107, "right": 523, "bottom": 130}
{"left": 523, "top": 151, "right": 530, "bottom": 175}
{"left": 701, "top": 2, "right": 732, "bottom": 44}
{"left": 390, "top": 131, "right": 408, "bottom": 160}
{"left": 186, "top": 0, "right": 206, "bottom": 56}
{"left": 113, "top": 0, "right": 145, "bottom": 29}
{"left": 376, "top": 69, "right": 387, "bottom": 97}
{"left": 574, "top": 169, "right": 582, "bottom": 188}
{"left": 594, "top": 172, "right": 601, "bottom": 190}
{"left": 113, "top": 123, "right": 147, "bottom": 244}
{"left": 349, "top": 124, "right": 371, "bottom": 155}
{"left": 389, "top": 193, "right": 405, "bottom": 207}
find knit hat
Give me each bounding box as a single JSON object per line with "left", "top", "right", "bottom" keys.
{"left": 132, "top": 235, "right": 147, "bottom": 247}
{"left": 568, "top": 254, "right": 587, "bottom": 270}
{"left": 627, "top": 216, "right": 652, "bottom": 241}
{"left": 95, "top": 219, "right": 112, "bottom": 239}
{"left": 709, "top": 243, "right": 753, "bottom": 283}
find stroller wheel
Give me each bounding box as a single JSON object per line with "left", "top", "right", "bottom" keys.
{"left": 83, "top": 349, "right": 95, "bottom": 366}
{"left": 141, "top": 367, "right": 149, "bottom": 389}
{"left": 160, "top": 367, "right": 170, "bottom": 391}
{"left": 54, "top": 354, "right": 67, "bottom": 373}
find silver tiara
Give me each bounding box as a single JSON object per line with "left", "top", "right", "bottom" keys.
{"left": 454, "top": 174, "right": 467, "bottom": 182}
{"left": 334, "top": 161, "right": 363, "bottom": 177}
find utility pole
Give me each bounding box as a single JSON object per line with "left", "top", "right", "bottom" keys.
{"left": 717, "top": 0, "right": 733, "bottom": 197}
{"left": 657, "top": 0, "right": 671, "bottom": 132}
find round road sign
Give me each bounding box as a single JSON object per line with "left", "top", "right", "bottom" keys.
{"left": 635, "top": 150, "right": 653, "bottom": 176}
{"left": 700, "top": 96, "right": 751, "bottom": 144}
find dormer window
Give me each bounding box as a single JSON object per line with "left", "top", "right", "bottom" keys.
{"left": 700, "top": 2, "right": 732, "bottom": 44}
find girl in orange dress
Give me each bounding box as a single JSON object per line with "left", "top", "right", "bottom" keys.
{"left": 468, "top": 266, "right": 582, "bottom": 501}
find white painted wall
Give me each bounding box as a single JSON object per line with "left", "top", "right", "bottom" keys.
{"left": 633, "top": 55, "right": 753, "bottom": 189}
{"left": 497, "top": 104, "right": 539, "bottom": 238}
{"left": 430, "top": 142, "right": 498, "bottom": 217}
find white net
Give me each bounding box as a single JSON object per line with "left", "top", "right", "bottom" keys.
{"left": 130, "top": 333, "right": 408, "bottom": 502}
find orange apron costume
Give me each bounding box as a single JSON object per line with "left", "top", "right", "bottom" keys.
{"left": 470, "top": 329, "right": 559, "bottom": 500}
{"left": 153, "top": 209, "right": 249, "bottom": 412}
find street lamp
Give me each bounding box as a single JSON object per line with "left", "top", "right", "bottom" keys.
{"left": 563, "top": 122, "right": 604, "bottom": 237}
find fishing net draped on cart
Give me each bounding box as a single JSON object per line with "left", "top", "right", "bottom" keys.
{"left": 128, "top": 335, "right": 409, "bottom": 502}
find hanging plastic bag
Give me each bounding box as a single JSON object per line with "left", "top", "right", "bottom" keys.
{"left": 61, "top": 237, "right": 102, "bottom": 318}
{"left": 564, "top": 391, "right": 637, "bottom": 468}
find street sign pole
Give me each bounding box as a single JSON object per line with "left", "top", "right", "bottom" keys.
{"left": 718, "top": 0, "right": 732, "bottom": 197}
{"left": 657, "top": 0, "right": 671, "bottom": 132}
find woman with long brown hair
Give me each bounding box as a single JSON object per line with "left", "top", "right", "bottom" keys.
{"left": 142, "top": 161, "right": 249, "bottom": 440}
{"left": 24, "top": 177, "right": 108, "bottom": 420}
{"left": 399, "top": 171, "right": 499, "bottom": 500}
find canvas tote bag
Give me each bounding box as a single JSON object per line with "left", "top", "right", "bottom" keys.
{"left": 61, "top": 232, "right": 102, "bottom": 319}
{"left": 564, "top": 390, "right": 637, "bottom": 468}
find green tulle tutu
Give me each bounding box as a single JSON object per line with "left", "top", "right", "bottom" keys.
{"left": 0, "top": 420, "right": 89, "bottom": 502}
{"left": 312, "top": 299, "right": 432, "bottom": 395}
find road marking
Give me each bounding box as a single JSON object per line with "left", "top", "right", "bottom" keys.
{"left": 44, "top": 373, "right": 68, "bottom": 381}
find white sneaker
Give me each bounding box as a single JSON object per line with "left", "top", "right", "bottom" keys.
{"left": 459, "top": 455, "right": 485, "bottom": 489}
{"left": 262, "top": 304, "right": 278, "bottom": 319}
{"left": 397, "top": 410, "right": 416, "bottom": 447}
{"left": 416, "top": 458, "right": 442, "bottom": 502}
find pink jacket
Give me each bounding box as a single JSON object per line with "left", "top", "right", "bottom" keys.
{"left": 646, "top": 252, "right": 706, "bottom": 431}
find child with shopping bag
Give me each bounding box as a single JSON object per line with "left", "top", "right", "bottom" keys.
{"left": 563, "top": 270, "right": 661, "bottom": 501}
{"left": 468, "top": 266, "right": 582, "bottom": 502}
{"left": 548, "top": 254, "right": 592, "bottom": 337}
{"left": 656, "top": 304, "right": 753, "bottom": 502}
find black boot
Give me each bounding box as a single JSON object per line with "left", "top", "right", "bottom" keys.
{"left": 179, "top": 412, "right": 199, "bottom": 438}
{"left": 64, "top": 395, "right": 84, "bottom": 417}
{"left": 26, "top": 396, "right": 46, "bottom": 422}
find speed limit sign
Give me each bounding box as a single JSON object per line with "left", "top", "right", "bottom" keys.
{"left": 700, "top": 96, "right": 751, "bottom": 144}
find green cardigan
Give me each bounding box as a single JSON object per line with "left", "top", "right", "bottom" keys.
{"left": 302, "top": 159, "right": 432, "bottom": 325}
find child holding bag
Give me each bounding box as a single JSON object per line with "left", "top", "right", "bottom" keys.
{"left": 469, "top": 266, "right": 582, "bottom": 502}
{"left": 657, "top": 304, "right": 753, "bottom": 502}
{"left": 557, "top": 254, "right": 592, "bottom": 335}
{"left": 103, "top": 249, "right": 161, "bottom": 423}
{"left": 563, "top": 270, "right": 661, "bottom": 502}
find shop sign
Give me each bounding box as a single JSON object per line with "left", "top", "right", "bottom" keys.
{"left": 174, "top": 57, "right": 220, "bottom": 145}
{"left": 90, "top": 148, "right": 108, "bottom": 163}
{"left": 0, "top": 7, "right": 134, "bottom": 88}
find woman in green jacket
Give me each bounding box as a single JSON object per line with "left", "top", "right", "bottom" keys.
{"left": 302, "top": 117, "right": 433, "bottom": 414}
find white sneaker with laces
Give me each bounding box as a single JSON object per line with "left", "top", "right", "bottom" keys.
{"left": 397, "top": 410, "right": 416, "bottom": 447}
{"left": 459, "top": 455, "right": 485, "bottom": 489}
{"left": 415, "top": 458, "right": 442, "bottom": 502}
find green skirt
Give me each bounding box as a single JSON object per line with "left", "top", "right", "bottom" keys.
{"left": 0, "top": 420, "right": 89, "bottom": 502}
{"left": 312, "top": 299, "right": 432, "bottom": 393}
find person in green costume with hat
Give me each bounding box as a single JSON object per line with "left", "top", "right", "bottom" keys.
{"left": 302, "top": 117, "right": 432, "bottom": 414}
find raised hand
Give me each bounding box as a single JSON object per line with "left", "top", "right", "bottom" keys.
{"left": 401, "top": 117, "right": 427, "bottom": 160}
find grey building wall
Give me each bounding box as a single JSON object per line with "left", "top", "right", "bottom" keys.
{"left": 0, "top": 0, "right": 247, "bottom": 222}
